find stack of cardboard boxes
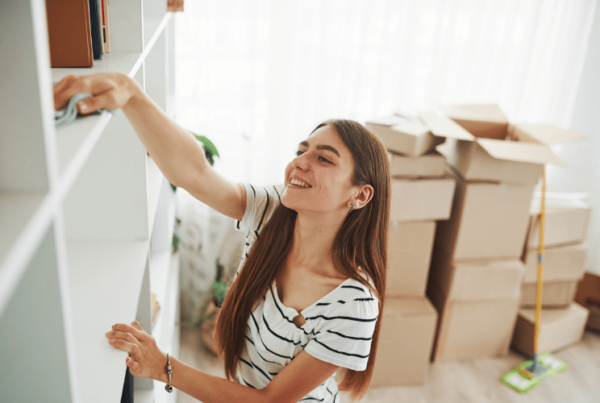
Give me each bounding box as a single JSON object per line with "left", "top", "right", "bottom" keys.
{"left": 363, "top": 105, "right": 589, "bottom": 381}
{"left": 511, "top": 195, "right": 591, "bottom": 357}
{"left": 365, "top": 114, "right": 456, "bottom": 386}
{"left": 424, "top": 104, "right": 586, "bottom": 362}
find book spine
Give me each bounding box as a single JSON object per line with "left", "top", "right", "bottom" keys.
{"left": 101, "top": 0, "right": 111, "bottom": 53}
{"left": 89, "top": 0, "right": 104, "bottom": 59}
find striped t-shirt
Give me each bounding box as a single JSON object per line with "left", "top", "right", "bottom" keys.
{"left": 233, "top": 183, "right": 379, "bottom": 403}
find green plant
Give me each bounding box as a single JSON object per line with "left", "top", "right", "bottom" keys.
{"left": 170, "top": 132, "right": 220, "bottom": 192}
{"left": 212, "top": 259, "right": 228, "bottom": 308}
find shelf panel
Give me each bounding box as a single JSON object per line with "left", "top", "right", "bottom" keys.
{"left": 51, "top": 52, "right": 143, "bottom": 83}
{"left": 0, "top": 224, "right": 74, "bottom": 402}
{"left": 148, "top": 157, "right": 165, "bottom": 233}
{"left": 67, "top": 239, "right": 149, "bottom": 403}
{"left": 55, "top": 110, "right": 112, "bottom": 179}
{"left": 0, "top": 191, "right": 53, "bottom": 314}
{"left": 152, "top": 252, "right": 180, "bottom": 352}
{"left": 150, "top": 250, "right": 171, "bottom": 329}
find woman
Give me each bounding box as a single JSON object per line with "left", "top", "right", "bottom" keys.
{"left": 53, "top": 72, "right": 390, "bottom": 402}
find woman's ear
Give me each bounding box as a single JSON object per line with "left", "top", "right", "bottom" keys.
{"left": 351, "top": 184, "right": 374, "bottom": 210}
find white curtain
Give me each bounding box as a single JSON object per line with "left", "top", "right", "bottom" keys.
{"left": 173, "top": 0, "right": 597, "bottom": 186}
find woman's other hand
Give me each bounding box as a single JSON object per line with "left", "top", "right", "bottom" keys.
{"left": 53, "top": 72, "right": 139, "bottom": 115}
{"left": 105, "top": 321, "right": 167, "bottom": 381}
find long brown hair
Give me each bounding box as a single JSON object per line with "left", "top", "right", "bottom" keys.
{"left": 216, "top": 119, "right": 390, "bottom": 401}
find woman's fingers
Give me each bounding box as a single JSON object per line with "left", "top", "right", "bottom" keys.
{"left": 106, "top": 330, "right": 143, "bottom": 346}
{"left": 111, "top": 323, "right": 148, "bottom": 341}
{"left": 52, "top": 72, "right": 132, "bottom": 112}
{"left": 131, "top": 321, "right": 144, "bottom": 331}
{"left": 76, "top": 89, "right": 121, "bottom": 115}
{"left": 105, "top": 321, "right": 166, "bottom": 380}
{"left": 108, "top": 338, "right": 142, "bottom": 361}
{"left": 126, "top": 357, "right": 141, "bottom": 375}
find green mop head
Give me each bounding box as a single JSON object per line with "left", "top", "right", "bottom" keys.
{"left": 500, "top": 352, "right": 568, "bottom": 394}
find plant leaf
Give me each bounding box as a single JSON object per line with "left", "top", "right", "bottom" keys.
{"left": 195, "top": 135, "right": 220, "bottom": 158}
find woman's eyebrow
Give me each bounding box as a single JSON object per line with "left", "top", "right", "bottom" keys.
{"left": 299, "top": 141, "right": 340, "bottom": 158}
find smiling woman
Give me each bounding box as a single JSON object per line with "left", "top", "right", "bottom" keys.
{"left": 54, "top": 73, "right": 389, "bottom": 403}
{"left": 217, "top": 119, "right": 390, "bottom": 402}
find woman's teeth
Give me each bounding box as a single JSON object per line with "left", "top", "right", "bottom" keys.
{"left": 290, "top": 179, "right": 311, "bottom": 188}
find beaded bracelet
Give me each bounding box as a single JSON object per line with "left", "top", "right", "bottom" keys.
{"left": 165, "top": 353, "right": 173, "bottom": 393}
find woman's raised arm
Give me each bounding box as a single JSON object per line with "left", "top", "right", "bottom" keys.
{"left": 53, "top": 73, "right": 246, "bottom": 222}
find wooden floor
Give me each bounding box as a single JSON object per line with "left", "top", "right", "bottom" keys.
{"left": 176, "top": 327, "right": 600, "bottom": 403}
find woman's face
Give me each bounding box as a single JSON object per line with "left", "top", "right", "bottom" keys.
{"left": 281, "top": 125, "right": 356, "bottom": 215}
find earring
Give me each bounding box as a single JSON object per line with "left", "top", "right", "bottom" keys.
{"left": 349, "top": 203, "right": 354, "bottom": 213}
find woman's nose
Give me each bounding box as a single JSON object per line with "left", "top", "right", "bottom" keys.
{"left": 293, "top": 152, "right": 310, "bottom": 170}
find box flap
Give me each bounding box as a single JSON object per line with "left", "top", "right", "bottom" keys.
{"left": 390, "top": 120, "right": 430, "bottom": 137}
{"left": 513, "top": 124, "right": 586, "bottom": 145}
{"left": 477, "top": 138, "right": 565, "bottom": 166}
{"left": 366, "top": 115, "right": 407, "bottom": 127}
{"left": 518, "top": 302, "right": 588, "bottom": 324}
{"left": 418, "top": 112, "right": 475, "bottom": 140}
{"left": 442, "top": 104, "right": 509, "bottom": 124}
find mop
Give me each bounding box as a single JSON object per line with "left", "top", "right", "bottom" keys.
{"left": 500, "top": 166, "right": 569, "bottom": 393}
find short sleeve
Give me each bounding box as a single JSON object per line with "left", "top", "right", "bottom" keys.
{"left": 234, "top": 183, "right": 284, "bottom": 239}
{"left": 304, "top": 298, "right": 379, "bottom": 371}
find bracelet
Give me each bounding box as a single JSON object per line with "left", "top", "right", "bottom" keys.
{"left": 165, "top": 353, "right": 173, "bottom": 393}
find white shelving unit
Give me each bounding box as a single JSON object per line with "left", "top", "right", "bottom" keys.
{"left": 0, "top": 1, "right": 180, "bottom": 402}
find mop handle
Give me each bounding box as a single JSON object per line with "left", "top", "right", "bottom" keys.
{"left": 534, "top": 166, "right": 546, "bottom": 355}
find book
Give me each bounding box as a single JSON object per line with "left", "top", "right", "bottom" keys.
{"left": 101, "top": 0, "right": 111, "bottom": 53}
{"left": 88, "top": 0, "right": 104, "bottom": 59}
{"left": 45, "top": 0, "right": 93, "bottom": 67}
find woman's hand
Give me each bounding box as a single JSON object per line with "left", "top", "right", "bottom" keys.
{"left": 53, "top": 72, "right": 139, "bottom": 115}
{"left": 105, "top": 321, "right": 167, "bottom": 381}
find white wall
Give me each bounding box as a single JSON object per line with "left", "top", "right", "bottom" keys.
{"left": 547, "top": 1, "right": 600, "bottom": 274}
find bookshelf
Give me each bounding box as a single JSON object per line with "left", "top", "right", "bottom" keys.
{"left": 0, "top": 1, "right": 180, "bottom": 402}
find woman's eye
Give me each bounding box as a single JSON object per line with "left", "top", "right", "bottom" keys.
{"left": 295, "top": 150, "right": 331, "bottom": 164}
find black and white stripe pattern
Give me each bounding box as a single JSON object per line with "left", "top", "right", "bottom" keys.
{"left": 234, "top": 183, "right": 379, "bottom": 402}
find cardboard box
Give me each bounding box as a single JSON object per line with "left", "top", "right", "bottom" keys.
{"left": 436, "top": 138, "right": 555, "bottom": 184}
{"left": 526, "top": 203, "right": 591, "bottom": 250}
{"left": 522, "top": 243, "right": 587, "bottom": 283}
{"left": 433, "top": 104, "right": 584, "bottom": 185}
{"left": 366, "top": 115, "right": 444, "bottom": 157}
{"left": 388, "top": 221, "right": 436, "bottom": 297}
{"left": 371, "top": 297, "right": 437, "bottom": 386}
{"left": 428, "top": 252, "right": 525, "bottom": 301}
{"left": 427, "top": 282, "right": 520, "bottom": 361}
{"left": 511, "top": 303, "right": 589, "bottom": 358}
{"left": 442, "top": 104, "right": 509, "bottom": 140}
{"left": 574, "top": 271, "right": 600, "bottom": 333}
{"left": 433, "top": 168, "right": 535, "bottom": 260}
{"left": 520, "top": 281, "right": 579, "bottom": 308}
{"left": 390, "top": 177, "right": 456, "bottom": 222}
{"left": 388, "top": 150, "right": 446, "bottom": 179}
